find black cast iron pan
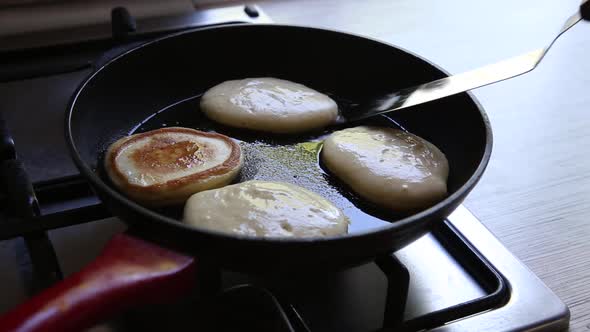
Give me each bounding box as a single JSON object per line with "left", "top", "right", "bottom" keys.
{"left": 0, "top": 24, "right": 491, "bottom": 331}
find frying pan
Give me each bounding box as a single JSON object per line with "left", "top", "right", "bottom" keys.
{"left": 0, "top": 24, "right": 491, "bottom": 331}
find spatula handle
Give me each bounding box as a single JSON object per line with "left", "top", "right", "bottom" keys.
{"left": 581, "top": 0, "right": 590, "bottom": 21}
{"left": 0, "top": 233, "right": 197, "bottom": 332}
{"left": 347, "top": 3, "right": 585, "bottom": 122}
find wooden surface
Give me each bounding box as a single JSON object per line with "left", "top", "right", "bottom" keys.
{"left": 246, "top": 0, "right": 590, "bottom": 330}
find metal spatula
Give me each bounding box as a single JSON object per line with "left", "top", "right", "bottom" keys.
{"left": 341, "top": 0, "right": 590, "bottom": 122}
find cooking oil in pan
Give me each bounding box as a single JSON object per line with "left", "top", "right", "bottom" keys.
{"left": 132, "top": 95, "right": 411, "bottom": 234}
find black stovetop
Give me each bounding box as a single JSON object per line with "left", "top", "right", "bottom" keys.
{"left": 0, "top": 4, "right": 569, "bottom": 332}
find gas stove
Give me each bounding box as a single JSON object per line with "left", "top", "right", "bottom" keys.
{"left": 0, "top": 4, "right": 569, "bottom": 331}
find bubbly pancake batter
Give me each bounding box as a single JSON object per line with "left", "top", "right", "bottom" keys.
{"left": 200, "top": 77, "right": 338, "bottom": 133}
{"left": 183, "top": 180, "right": 349, "bottom": 237}
{"left": 321, "top": 126, "right": 449, "bottom": 211}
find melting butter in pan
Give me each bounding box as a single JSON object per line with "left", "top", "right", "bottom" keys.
{"left": 183, "top": 180, "right": 349, "bottom": 238}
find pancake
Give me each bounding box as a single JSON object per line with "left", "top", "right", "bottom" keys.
{"left": 321, "top": 126, "right": 449, "bottom": 211}
{"left": 104, "top": 127, "right": 243, "bottom": 206}
{"left": 183, "top": 180, "right": 349, "bottom": 237}
{"left": 200, "top": 77, "right": 338, "bottom": 134}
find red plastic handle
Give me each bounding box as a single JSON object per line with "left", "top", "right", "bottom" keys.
{"left": 0, "top": 233, "right": 197, "bottom": 332}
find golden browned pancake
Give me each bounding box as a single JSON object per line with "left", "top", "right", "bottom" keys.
{"left": 183, "top": 180, "right": 349, "bottom": 238}
{"left": 104, "top": 127, "right": 242, "bottom": 206}
{"left": 321, "top": 126, "right": 449, "bottom": 211}
{"left": 200, "top": 77, "right": 338, "bottom": 133}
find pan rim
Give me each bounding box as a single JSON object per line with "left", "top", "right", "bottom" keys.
{"left": 65, "top": 23, "right": 493, "bottom": 246}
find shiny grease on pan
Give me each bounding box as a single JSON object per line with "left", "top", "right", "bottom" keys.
{"left": 129, "top": 94, "right": 412, "bottom": 234}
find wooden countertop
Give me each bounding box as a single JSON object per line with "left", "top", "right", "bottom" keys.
{"left": 247, "top": 0, "right": 590, "bottom": 330}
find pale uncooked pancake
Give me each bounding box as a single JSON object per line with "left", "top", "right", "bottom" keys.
{"left": 200, "top": 77, "right": 338, "bottom": 133}
{"left": 183, "top": 180, "right": 349, "bottom": 238}
{"left": 321, "top": 126, "right": 449, "bottom": 211}
{"left": 105, "top": 127, "right": 243, "bottom": 206}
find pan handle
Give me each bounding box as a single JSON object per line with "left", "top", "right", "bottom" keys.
{"left": 0, "top": 233, "right": 197, "bottom": 332}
